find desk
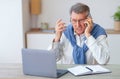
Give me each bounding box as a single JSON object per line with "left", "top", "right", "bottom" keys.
{"left": 0, "top": 63, "right": 120, "bottom": 79}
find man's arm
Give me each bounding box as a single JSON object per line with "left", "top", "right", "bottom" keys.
{"left": 51, "top": 19, "right": 66, "bottom": 61}
{"left": 52, "top": 40, "right": 64, "bottom": 61}
{"left": 86, "top": 35, "right": 110, "bottom": 64}
{"left": 54, "top": 19, "right": 66, "bottom": 42}
{"left": 52, "top": 33, "right": 68, "bottom": 61}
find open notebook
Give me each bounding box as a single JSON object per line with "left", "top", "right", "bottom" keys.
{"left": 68, "top": 65, "right": 111, "bottom": 76}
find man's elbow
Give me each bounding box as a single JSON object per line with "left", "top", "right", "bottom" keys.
{"left": 98, "top": 56, "right": 110, "bottom": 65}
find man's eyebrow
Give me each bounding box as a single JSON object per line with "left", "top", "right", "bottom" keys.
{"left": 72, "top": 18, "right": 86, "bottom": 21}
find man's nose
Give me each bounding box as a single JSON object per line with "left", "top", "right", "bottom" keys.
{"left": 76, "top": 21, "right": 81, "bottom": 28}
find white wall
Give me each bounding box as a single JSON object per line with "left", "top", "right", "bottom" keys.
{"left": 22, "top": 0, "right": 31, "bottom": 33}
{"left": 0, "top": 0, "right": 24, "bottom": 63}
{"left": 108, "top": 34, "right": 120, "bottom": 64}
{"left": 22, "top": 0, "right": 31, "bottom": 47}
{"left": 38, "top": 0, "right": 120, "bottom": 29}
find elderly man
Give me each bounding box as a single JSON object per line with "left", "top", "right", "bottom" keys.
{"left": 52, "top": 3, "right": 110, "bottom": 64}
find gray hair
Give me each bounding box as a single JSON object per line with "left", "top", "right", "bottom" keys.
{"left": 70, "top": 3, "right": 90, "bottom": 14}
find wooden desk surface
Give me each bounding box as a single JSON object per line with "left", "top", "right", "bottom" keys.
{"left": 0, "top": 63, "right": 120, "bottom": 79}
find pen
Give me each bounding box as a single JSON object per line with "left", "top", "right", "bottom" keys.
{"left": 85, "top": 67, "right": 93, "bottom": 72}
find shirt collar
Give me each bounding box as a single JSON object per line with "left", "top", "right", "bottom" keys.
{"left": 74, "top": 30, "right": 85, "bottom": 37}
{"left": 74, "top": 30, "right": 86, "bottom": 41}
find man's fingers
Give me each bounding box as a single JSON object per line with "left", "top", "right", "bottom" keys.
{"left": 55, "top": 19, "right": 66, "bottom": 33}
{"left": 57, "top": 27, "right": 66, "bottom": 32}
{"left": 57, "top": 22, "right": 65, "bottom": 27}
{"left": 57, "top": 25, "right": 66, "bottom": 30}
{"left": 86, "top": 18, "right": 93, "bottom": 24}
{"left": 56, "top": 19, "right": 62, "bottom": 24}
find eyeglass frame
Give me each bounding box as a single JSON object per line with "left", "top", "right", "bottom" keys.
{"left": 70, "top": 13, "right": 91, "bottom": 24}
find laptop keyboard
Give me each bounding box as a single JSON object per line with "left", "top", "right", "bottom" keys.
{"left": 57, "top": 72, "right": 61, "bottom": 75}
{"left": 57, "top": 69, "right": 68, "bottom": 77}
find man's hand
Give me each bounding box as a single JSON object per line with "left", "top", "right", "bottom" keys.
{"left": 54, "top": 19, "right": 66, "bottom": 42}
{"left": 84, "top": 17, "right": 93, "bottom": 38}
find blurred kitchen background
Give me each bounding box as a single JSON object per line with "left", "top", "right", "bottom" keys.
{"left": 0, "top": 0, "right": 120, "bottom": 64}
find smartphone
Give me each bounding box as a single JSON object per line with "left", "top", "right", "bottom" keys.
{"left": 84, "top": 13, "right": 92, "bottom": 27}
{"left": 87, "top": 13, "right": 92, "bottom": 18}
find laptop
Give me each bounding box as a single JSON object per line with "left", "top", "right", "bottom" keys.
{"left": 21, "top": 48, "right": 68, "bottom": 78}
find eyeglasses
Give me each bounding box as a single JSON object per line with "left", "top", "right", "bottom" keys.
{"left": 71, "top": 18, "right": 86, "bottom": 24}
{"left": 70, "top": 13, "right": 90, "bottom": 24}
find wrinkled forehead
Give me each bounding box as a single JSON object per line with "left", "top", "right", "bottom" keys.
{"left": 70, "top": 11, "right": 89, "bottom": 19}
{"left": 71, "top": 11, "right": 89, "bottom": 16}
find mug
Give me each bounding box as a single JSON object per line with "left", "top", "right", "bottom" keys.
{"left": 41, "top": 22, "right": 49, "bottom": 30}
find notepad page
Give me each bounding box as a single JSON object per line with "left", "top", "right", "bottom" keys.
{"left": 68, "top": 66, "right": 91, "bottom": 76}
{"left": 86, "top": 65, "right": 111, "bottom": 73}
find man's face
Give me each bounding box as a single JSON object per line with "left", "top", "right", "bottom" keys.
{"left": 70, "top": 11, "right": 88, "bottom": 35}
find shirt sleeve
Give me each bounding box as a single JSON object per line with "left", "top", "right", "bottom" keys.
{"left": 85, "top": 35, "right": 110, "bottom": 64}
{"left": 51, "top": 33, "right": 65, "bottom": 61}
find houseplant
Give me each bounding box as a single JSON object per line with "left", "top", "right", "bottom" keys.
{"left": 113, "top": 6, "right": 120, "bottom": 31}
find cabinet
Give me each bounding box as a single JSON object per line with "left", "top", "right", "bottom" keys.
{"left": 26, "top": 31, "right": 55, "bottom": 50}
{"left": 106, "top": 29, "right": 120, "bottom": 64}
{"left": 108, "top": 34, "right": 120, "bottom": 64}
{"left": 26, "top": 30, "right": 120, "bottom": 64}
